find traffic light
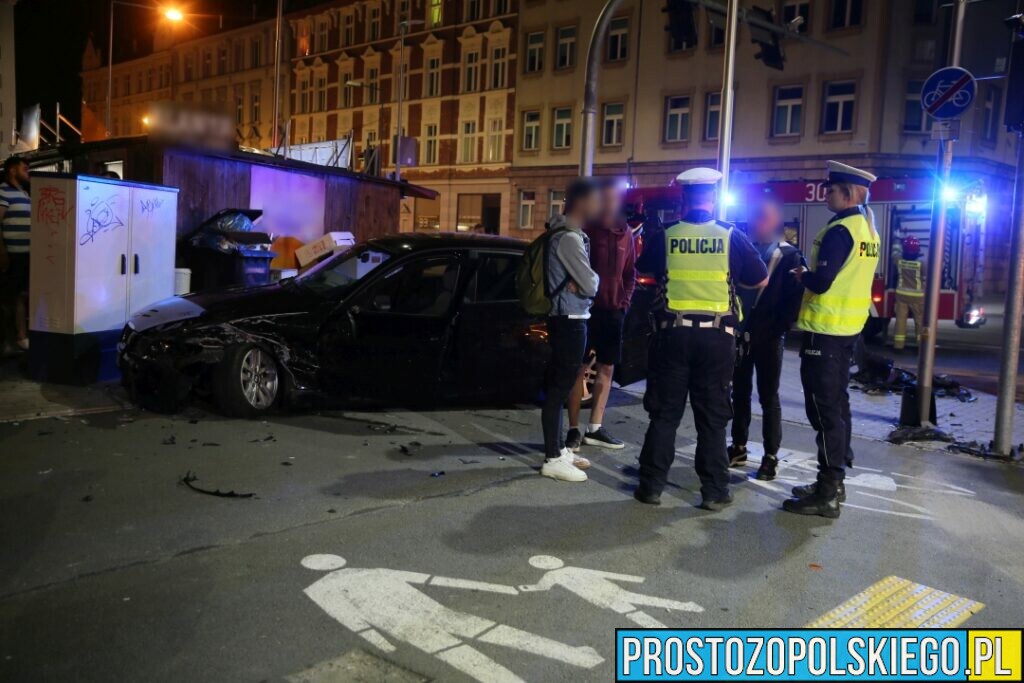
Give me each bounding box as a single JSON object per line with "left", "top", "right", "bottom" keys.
{"left": 748, "top": 6, "right": 785, "bottom": 70}
{"left": 663, "top": 0, "right": 698, "bottom": 49}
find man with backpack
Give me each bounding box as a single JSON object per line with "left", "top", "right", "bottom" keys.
{"left": 524, "top": 178, "right": 602, "bottom": 482}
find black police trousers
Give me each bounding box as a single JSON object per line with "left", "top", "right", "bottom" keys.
{"left": 638, "top": 326, "right": 735, "bottom": 500}
{"left": 731, "top": 335, "right": 785, "bottom": 455}
{"left": 799, "top": 331, "right": 858, "bottom": 495}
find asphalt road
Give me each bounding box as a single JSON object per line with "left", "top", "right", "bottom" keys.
{"left": 1, "top": 389, "right": 1023, "bottom": 683}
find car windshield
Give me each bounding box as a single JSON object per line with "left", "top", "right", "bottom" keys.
{"left": 293, "top": 245, "right": 393, "bottom": 296}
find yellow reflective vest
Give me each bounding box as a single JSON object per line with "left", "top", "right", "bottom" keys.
{"left": 664, "top": 219, "right": 735, "bottom": 316}
{"left": 896, "top": 258, "right": 924, "bottom": 297}
{"left": 796, "top": 211, "right": 880, "bottom": 336}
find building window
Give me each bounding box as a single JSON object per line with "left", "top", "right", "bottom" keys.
{"left": 602, "top": 102, "right": 624, "bottom": 146}
{"left": 782, "top": 1, "right": 810, "bottom": 33}
{"left": 463, "top": 51, "right": 480, "bottom": 92}
{"left": 429, "top": 0, "right": 443, "bottom": 27}
{"left": 341, "top": 72, "right": 353, "bottom": 107}
{"left": 315, "top": 74, "right": 327, "bottom": 112}
{"left": 316, "top": 20, "right": 329, "bottom": 52}
{"left": 424, "top": 123, "right": 439, "bottom": 164}
{"left": 299, "top": 76, "right": 310, "bottom": 113}
{"left": 218, "top": 46, "right": 228, "bottom": 74}
{"left": 251, "top": 38, "right": 263, "bottom": 68}
{"left": 184, "top": 54, "right": 194, "bottom": 81}
{"left": 234, "top": 41, "right": 245, "bottom": 71}
{"left": 367, "top": 68, "right": 380, "bottom": 103}
{"left": 519, "top": 191, "right": 535, "bottom": 229}
{"left": 903, "top": 80, "right": 932, "bottom": 133}
{"left": 369, "top": 5, "right": 381, "bottom": 40}
{"left": 829, "top": 0, "right": 862, "bottom": 29}
{"left": 556, "top": 26, "right": 577, "bottom": 69}
{"left": 772, "top": 85, "right": 803, "bottom": 137}
{"left": 668, "top": 31, "right": 693, "bottom": 53}
{"left": 522, "top": 111, "right": 540, "bottom": 151}
{"left": 460, "top": 121, "right": 478, "bottom": 163}
{"left": 710, "top": 21, "right": 725, "bottom": 47}
{"left": 664, "top": 95, "right": 690, "bottom": 142}
{"left": 250, "top": 91, "right": 261, "bottom": 123}
{"left": 525, "top": 32, "right": 545, "bottom": 73}
{"left": 822, "top": 80, "right": 856, "bottom": 133}
{"left": 553, "top": 107, "right": 573, "bottom": 149}
{"left": 202, "top": 50, "right": 212, "bottom": 78}
{"left": 235, "top": 87, "right": 245, "bottom": 125}
{"left": 485, "top": 118, "right": 504, "bottom": 162}
{"left": 397, "top": 0, "right": 410, "bottom": 22}
{"left": 983, "top": 86, "right": 1003, "bottom": 142}
{"left": 704, "top": 91, "right": 721, "bottom": 140}
{"left": 607, "top": 17, "right": 629, "bottom": 62}
{"left": 342, "top": 13, "right": 355, "bottom": 45}
{"left": 425, "top": 56, "right": 441, "bottom": 97}
{"left": 466, "top": 0, "right": 482, "bottom": 21}
{"left": 549, "top": 190, "right": 566, "bottom": 218}
{"left": 493, "top": 0, "right": 509, "bottom": 15}
{"left": 491, "top": 47, "right": 508, "bottom": 89}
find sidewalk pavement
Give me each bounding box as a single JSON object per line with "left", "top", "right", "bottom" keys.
{"left": 0, "top": 359, "right": 126, "bottom": 423}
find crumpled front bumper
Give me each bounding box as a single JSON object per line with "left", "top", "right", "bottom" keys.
{"left": 118, "top": 326, "right": 225, "bottom": 410}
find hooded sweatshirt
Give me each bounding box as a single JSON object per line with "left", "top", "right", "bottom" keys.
{"left": 584, "top": 219, "right": 636, "bottom": 312}
{"left": 545, "top": 214, "right": 600, "bottom": 318}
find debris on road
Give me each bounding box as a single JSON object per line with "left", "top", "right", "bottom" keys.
{"left": 202, "top": 442, "right": 220, "bottom": 447}
{"left": 458, "top": 458, "right": 480, "bottom": 464}
{"left": 399, "top": 441, "right": 423, "bottom": 456}
{"left": 947, "top": 440, "right": 1021, "bottom": 460}
{"left": 853, "top": 350, "right": 975, "bottom": 402}
{"left": 180, "top": 471, "right": 254, "bottom": 498}
{"left": 430, "top": 471, "right": 446, "bottom": 478}
{"left": 162, "top": 435, "right": 177, "bottom": 446}
{"left": 888, "top": 426, "right": 954, "bottom": 445}
{"left": 81, "top": 495, "right": 93, "bottom": 502}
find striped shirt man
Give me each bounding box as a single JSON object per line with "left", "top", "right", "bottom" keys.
{"left": 0, "top": 181, "right": 31, "bottom": 254}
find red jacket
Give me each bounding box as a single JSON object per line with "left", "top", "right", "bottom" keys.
{"left": 584, "top": 220, "right": 636, "bottom": 312}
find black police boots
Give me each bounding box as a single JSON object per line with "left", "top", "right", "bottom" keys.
{"left": 755, "top": 455, "right": 778, "bottom": 481}
{"left": 633, "top": 488, "right": 661, "bottom": 506}
{"left": 727, "top": 444, "right": 748, "bottom": 468}
{"left": 699, "top": 492, "right": 734, "bottom": 512}
{"left": 783, "top": 491, "right": 841, "bottom": 518}
{"left": 791, "top": 481, "right": 846, "bottom": 502}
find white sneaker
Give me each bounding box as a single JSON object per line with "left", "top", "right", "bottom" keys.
{"left": 572, "top": 455, "right": 591, "bottom": 470}
{"left": 541, "top": 451, "right": 588, "bottom": 482}
{"left": 15, "top": 338, "right": 28, "bottom": 351}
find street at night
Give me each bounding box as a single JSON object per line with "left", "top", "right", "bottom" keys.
{"left": 4, "top": 0, "right": 1024, "bottom": 680}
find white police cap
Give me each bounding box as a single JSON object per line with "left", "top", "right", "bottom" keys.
{"left": 675, "top": 167, "right": 723, "bottom": 187}
{"left": 826, "top": 161, "right": 877, "bottom": 188}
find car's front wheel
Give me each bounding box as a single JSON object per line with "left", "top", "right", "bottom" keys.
{"left": 214, "top": 344, "right": 280, "bottom": 417}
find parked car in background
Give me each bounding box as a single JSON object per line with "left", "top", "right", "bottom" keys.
{"left": 119, "top": 234, "right": 654, "bottom": 417}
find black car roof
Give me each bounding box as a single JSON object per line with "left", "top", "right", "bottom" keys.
{"left": 366, "top": 232, "right": 527, "bottom": 253}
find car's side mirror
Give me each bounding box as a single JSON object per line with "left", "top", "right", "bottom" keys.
{"left": 372, "top": 294, "right": 392, "bottom": 311}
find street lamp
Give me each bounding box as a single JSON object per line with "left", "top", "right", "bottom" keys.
{"left": 106, "top": 1, "right": 184, "bottom": 137}
{"left": 395, "top": 19, "right": 424, "bottom": 183}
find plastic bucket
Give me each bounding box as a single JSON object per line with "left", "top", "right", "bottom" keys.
{"left": 174, "top": 268, "right": 192, "bottom": 295}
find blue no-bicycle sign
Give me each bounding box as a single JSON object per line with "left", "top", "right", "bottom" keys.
{"left": 921, "top": 66, "right": 976, "bottom": 120}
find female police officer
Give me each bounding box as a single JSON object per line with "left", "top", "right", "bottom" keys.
{"left": 786, "top": 161, "right": 879, "bottom": 519}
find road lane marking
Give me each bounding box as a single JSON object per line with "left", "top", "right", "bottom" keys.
{"left": 301, "top": 554, "right": 603, "bottom": 683}
{"left": 807, "top": 576, "right": 984, "bottom": 628}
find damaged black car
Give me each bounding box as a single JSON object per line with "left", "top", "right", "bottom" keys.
{"left": 118, "top": 234, "right": 653, "bottom": 417}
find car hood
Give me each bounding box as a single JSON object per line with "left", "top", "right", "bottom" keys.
{"left": 128, "top": 283, "right": 320, "bottom": 333}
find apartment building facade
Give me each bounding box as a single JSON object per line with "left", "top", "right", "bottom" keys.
{"left": 80, "top": 18, "right": 288, "bottom": 150}
{"left": 0, "top": 0, "right": 18, "bottom": 151}
{"left": 287, "top": 0, "right": 518, "bottom": 233}
{"left": 507, "top": 0, "right": 1017, "bottom": 284}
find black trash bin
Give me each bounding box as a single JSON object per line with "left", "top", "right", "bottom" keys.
{"left": 181, "top": 209, "right": 277, "bottom": 291}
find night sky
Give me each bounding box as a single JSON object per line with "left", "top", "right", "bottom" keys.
{"left": 13, "top": 0, "right": 325, "bottom": 131}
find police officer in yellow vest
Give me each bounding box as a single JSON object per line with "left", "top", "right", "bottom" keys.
{"left": 634, "top": 168, "right": 768, "bottom": 511}
{"left": 786, "top": 161, "right": 880, "bottom": 519}
{"left": 893, "top": 235, "right": 925, "bottom": 351}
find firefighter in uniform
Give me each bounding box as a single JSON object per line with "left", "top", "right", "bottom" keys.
{"left": 785, "top": 161, "right": 880, "bottom": 518}
{"left": 893, "top": 236, "right": 925, "bottom": 351}
{"left": 634, "top": 168, "right": 768, "bottom": 511}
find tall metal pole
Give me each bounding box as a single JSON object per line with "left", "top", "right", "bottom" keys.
{"left": 396, "top": 22, "right": 407, "bottom": 182}
{"left": 995, "top": 133, "right": 1024, "bottom": 454}
{"left": 716, "top": 0, "right": 740, "bottom": 220}
{"left": 272, "top": 0, "right": 283, "bottom": 149}
{"left": 106, "top": 0, "right": 114, "bottom": 137}
{"left": 580, "top": 0, "right": 625, "bottom": 176}
{"left": 917, "top": 0, "right": 967, "bottom": 425}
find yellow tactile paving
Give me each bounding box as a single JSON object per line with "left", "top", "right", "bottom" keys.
{"left": 807, "top": 576, "right": 985, "bottom": 628}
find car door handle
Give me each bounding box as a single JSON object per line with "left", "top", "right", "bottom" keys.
{"left": 133, "top": 254, "right": 140, "bottom": 274}
{"left": 120, "top": 254, "right": 127, "bottom": 275}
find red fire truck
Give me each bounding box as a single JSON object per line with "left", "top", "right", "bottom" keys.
{"left": 625, "top": 176, "right": 988, "bottom": 339}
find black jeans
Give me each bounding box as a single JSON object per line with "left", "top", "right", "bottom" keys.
{"left": 799, "top": 331, "right": 858, "bottom": 496}
{"left": 638, "top": 326, "right": 735, "bottom": 500}
{"left": 542, "top": 316, "right": 588, "bottom": 459}
{"left": 731, "top": 335, "right": 785, "bottom": 455}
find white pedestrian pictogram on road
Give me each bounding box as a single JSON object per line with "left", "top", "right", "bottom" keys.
{"left": 518, "top": 555, "right": 704, "bottom": 628}
{"left": 300, "top": 554, "right": 603, "bottom": 683}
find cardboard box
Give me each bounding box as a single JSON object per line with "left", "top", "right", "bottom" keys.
{"left": 295, "top": 231, "right": 356, "bottom": 267}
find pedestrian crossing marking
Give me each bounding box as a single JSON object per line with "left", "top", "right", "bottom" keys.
{"left": 807, "top": 576, "right": 984, "bottom": 629}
